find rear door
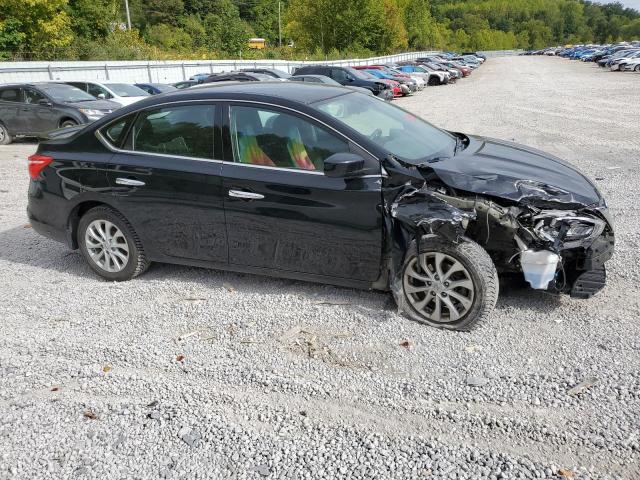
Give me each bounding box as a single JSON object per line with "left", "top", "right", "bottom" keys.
{"left": 101, "top": 102, "right": 228, "bottom": 263}
{"left": 0, "top": 87, "right": 23, "bottom": 135}
{"left": 221, "top": 103, "right": 383, "bottom": 281}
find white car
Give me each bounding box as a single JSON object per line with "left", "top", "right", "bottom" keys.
{"left": 63, "top": 81, "right": 150, "bottom": 106}
{"left": 609, "top": 50, "right": 640, "bottom": 71}
{"left": 620, "top": 58, "right": 640, "bottom": 72}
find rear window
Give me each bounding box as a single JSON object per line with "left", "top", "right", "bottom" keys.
{"left": 0, "top": 88, "right": 21, "bottom": 102}
{"left": 104, "top": 84, "right": 149, "bottom": 98}
{"left": 128, "top": 105, "right": 215, "bottom": 159}
{"left": 102, "top": 114, "right": 135, "bottom": 147}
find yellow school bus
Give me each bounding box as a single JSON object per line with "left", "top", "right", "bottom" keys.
{"left": 248, "top": 38, "right": 266, "bottom": 49}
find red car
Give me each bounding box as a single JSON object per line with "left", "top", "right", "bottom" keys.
{"left": 353, "top": 67, "right": 402, "bottom": 97}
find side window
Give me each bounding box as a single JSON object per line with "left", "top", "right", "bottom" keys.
{"left": 230, "top": 105, "right": 349, "bottom": 171}
{"left": 0, "top": 88, "right": 22, "bottom": 102}
{"left": 88, "top": 84, "right": 111, "bottom": 99}
{"left": 67, "top": 82, "right": 86, "bottom": 92}
{"left": 128, "top": 105, "right": 215, "bottom": 159}
{"left": 24, "top": 89, "right": 45, "bottom": 104}
{"left": 102, "top": 113, "right": 135, "bottom": 147}
{"left": 331, "top": 69, "right": 348, "bottom": 83}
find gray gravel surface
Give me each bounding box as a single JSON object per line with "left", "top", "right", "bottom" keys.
{"left": 1, "top": 56, "right": 639, "bottom": 479}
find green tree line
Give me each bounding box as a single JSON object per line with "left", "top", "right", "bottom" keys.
{"left": 1, "top": 0, "right": 639, "bottom": 60}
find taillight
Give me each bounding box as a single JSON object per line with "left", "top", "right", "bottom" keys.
{"left": 28, "top": 154, "right": 53, "bottom": 180}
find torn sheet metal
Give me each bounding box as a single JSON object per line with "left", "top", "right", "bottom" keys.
{"left": 390, "top": 187, "right": 475, "bottom": 243}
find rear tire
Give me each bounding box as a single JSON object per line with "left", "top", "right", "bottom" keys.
{"left": 78, "top": 206, "right": 150, "bottom": 281}
{"left": 635, "top": 65, "right": 640, "bottom": 72}
{"left": 0, "top": 123, "right": 12, "bottom": 145}
{"left": 395, "top": 237, "right": 499, "bottom": 331}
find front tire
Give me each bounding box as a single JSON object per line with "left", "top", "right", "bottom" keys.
{"left": 396, "top": 237, "right": 498, "bottom": 331}
{"left": 60, "top": 119, "right": 78, "bottom": 129}
{"left": 0, "top": 123, "right": 12, "bottom": 145}
{"left": 78, "top": 206, "right": 149, "bottom": 281}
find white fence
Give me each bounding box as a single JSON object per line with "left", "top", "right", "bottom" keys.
{"left": 0, "top": 52, "right": 439, "bottom": 84}
{"left": 0, "top": 50, "right": 523, "bottom": 84}
{"left": 479, "top": 49, "right": 524, "bottom": 57}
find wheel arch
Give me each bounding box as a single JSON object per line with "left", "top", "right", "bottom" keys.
{"left": 58, "top": 116, "right": 79, "bottom": 128}
{"left": 67, "top": 200, "right": 121, "bottom": 249}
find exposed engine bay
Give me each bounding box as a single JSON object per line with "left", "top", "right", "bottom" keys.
{"left": 380, "top": 142, "right": 615, "bottom": 299}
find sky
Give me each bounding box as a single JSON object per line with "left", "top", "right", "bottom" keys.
{"left": 619, "top": 0, "right": 640, "bottom": 11}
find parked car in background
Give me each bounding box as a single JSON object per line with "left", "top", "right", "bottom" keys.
{"left": 134, "top": 83, "right": 178, "bottom": 95}
{"left": 292, "top": 65, "right": 392, "bottom": 99}
{"left": 354, "top": 66, "right": 418, "bottom": 95}
{"left": 189, "top": 73, "right": 211, "bottom": 82}
{"left": 288, "top": 74, "right": 377, "bottom": 97}
{"left": 610, "top": 51, "right": 640, "bottom": 70}
{"left": 440, "top": 61, "right": 472, "bottom": 77}
{"left": 201, "top": 72, "right": 274, "bottom": 83}
{"left": 241, "top": 68, "right": 291, "bottom": 80}
{"left": 397, "top": 64, "right": 448, "bottom": 86}
{"left": 64, "top": 81, "right": 149, "bottom": 106}
{"left": 0, "top": 82, "right": 119, "bottom": 144}
{"left": 173, "top": 80, "right": 198, "bottom": 89}
{"left": 619, "top": 58, "right": 640, "bottom": 72}
{"left": 359, "top": 68, "right": 414, "bottom": 96}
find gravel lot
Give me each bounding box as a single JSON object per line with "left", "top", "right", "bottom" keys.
{"left": 1, "top": 56, "right": 639, "bottom": 480}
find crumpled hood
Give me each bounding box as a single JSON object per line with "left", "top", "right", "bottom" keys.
{"left": 428, "top": 135, "right": 603, "bottom": 208}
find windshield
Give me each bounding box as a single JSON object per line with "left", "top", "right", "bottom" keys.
{"left": 347, "top": 68, "right": 372, "bottom": 80}
{"left": 39, "top": 84, "right": 96, "bottom": 102}
{"left": 105, "top": 83, "right": 149, "bottom": 97}
{"left": 314, "top": 93, "right": 456, "bottom": 163}
{"left": 152, "top": 84, "right": 177, "bottom": 93}
{"left": 365, "top": 69, "right": 388, "bottom": 79}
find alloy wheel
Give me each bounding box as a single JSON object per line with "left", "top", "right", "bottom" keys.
{"left": 403, "top": 252, "right": 475, "bottom": 323}
{"left": 85, "top": 219, "right": 130, "bottom": 273}
{"left": 0, "top": 128, "right": 4, "bottom": 142}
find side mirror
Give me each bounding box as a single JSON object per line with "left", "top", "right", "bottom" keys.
{"left": 346, "top": 76, "right": 354, "bottom": 82}
{"left": 324, "top": 153, "right": 365, "bottom": 178}
{"left": 97, "top": 93, "right": 106, "bottom": 99}
{"left": 38, "top": 99, "right": 52, "bottom": 107}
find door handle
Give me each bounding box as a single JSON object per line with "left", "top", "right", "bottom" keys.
{"left": 115, "top": 177, "right": 145, "bottom": 187}
{"left": 228, "top": 189, "right": 264, "bottom": 200}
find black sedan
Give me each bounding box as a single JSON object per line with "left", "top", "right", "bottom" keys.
{"left": 26, "top": 82, "right": 614, "bottom": 330}
{"left": 0, "top": 83, "right": 120, "bottom": 144}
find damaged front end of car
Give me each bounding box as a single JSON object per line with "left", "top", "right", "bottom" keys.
{"left": 380, "top": 148, "right": 615, "bottom": 303}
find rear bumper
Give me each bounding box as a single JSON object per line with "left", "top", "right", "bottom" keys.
{"left": 28, "top": 215, "right": 68, "bottom": 244}
{"left": 27, "top": 180, "right": 73, "bottom": 248}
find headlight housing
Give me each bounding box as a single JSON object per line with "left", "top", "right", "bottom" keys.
{"left": 532, "top": 211, "right": 606, "bottom": 248}
{"left": 79, "top": 108, "right": 106, "bottom": 118}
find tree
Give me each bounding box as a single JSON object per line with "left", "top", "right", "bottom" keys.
{"left": 0, "top": 0, "right": 74, "bottom": 57}
{"left": 146, "top": 23, "right": 192, "bottom": 51}
{"left": 202, "top": 0, "right": 253, "bottom": 54}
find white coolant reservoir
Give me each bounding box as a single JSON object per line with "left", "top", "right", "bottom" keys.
{"left": 520, "top": 250, "right": 560, "bottom": 290}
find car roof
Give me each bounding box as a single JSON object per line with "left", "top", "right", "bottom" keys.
{"left": 0, "top": 82, "right": 77, "bottom": 88}
{"left": 130, "top": 81, "right": 353, "bottom": 106}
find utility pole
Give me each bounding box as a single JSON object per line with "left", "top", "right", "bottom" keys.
{"left": 124, "top": 0, "right": 132, "bottom": 30}
{"left": 278, "top": 1, "right": 282, "bottom": 47}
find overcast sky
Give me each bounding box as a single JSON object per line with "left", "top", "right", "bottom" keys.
{"left": 618, "top": 0, "right": 640, "bottom": 11}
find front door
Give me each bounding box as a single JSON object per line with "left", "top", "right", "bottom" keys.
{"left": 102, "top": 103, "right": 228, "bottom": 263}
{"left": 22, "top": 88, "right": 59, "bottom": 134}
{"left": 222, "top": 103, "right": 383, "bottom": 281}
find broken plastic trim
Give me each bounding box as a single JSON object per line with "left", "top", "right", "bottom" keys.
{"left": 379, "top": 154, "right": 611, "bottom": 302}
